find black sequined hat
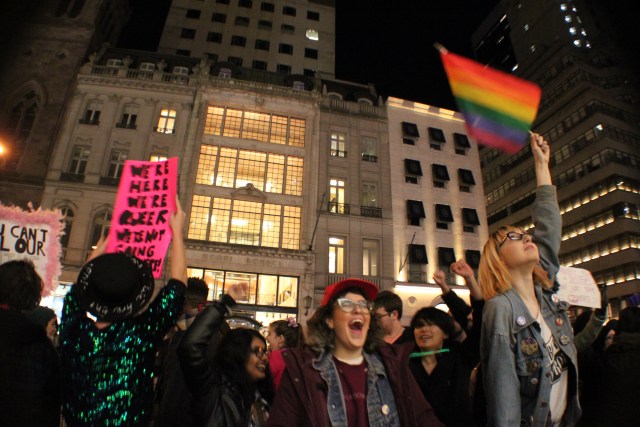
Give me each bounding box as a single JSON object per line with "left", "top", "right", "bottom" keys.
{"left": 75, "top": 253, "right": 154, "bottom": 322}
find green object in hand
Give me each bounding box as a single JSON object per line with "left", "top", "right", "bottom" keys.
{"left": 409, "top": 348, "right": 450, "bottom": 358}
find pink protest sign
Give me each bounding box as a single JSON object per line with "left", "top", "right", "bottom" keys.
{"left": 107, "top": 158, "right": 178, "bottom": 278}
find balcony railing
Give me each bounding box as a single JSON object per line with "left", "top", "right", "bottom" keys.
{"left": 327, "top": 202, "right": 350, "bottom": 214}
{"left": 330, "top": 149, "right": 347, "bottom": 158}
{"left": 408, "top": 271, "right": 427, "bottom": 283}
{"left": 361, "top": 153, "right": 378, "bottom": 162}
{"left": 327, "top": 274, "right": 381, "bottom": 288}
{"left": 154, "top": 127, "right": 176, "bottom": 134}
{"left": 99, "top": 176, "right": 120, "bottom": 186}
{"left": 360, "top": 206, "right": 382, "bottom": 218}
{"left": 78, "top": 118, "right": 100, "bottom": 126}
{"left": 115, "top": 122, "right": 137, "bottom": 129}
{"left": 59, "top": 172, "right": 85, "bottom": 183}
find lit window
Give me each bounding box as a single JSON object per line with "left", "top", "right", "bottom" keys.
{"left": 329, "top": 237, "right": 345, "bottom": 274}
{"left": 330, "top": 132, "right": 346, "bottom": 157}
{"left": 156, "top": 109, "right": 176, "bottom": 134}
{"left": 329, "top": 178, "right": 346, "bottom": 214}
{"left": 195, "top": 145, "right": 219, "bottom": 185}
{"left": 149, "top": 154, "right": 168, "bottom": 162}
{"left": 305, "top": 29, "right": 319, "bottom": 40}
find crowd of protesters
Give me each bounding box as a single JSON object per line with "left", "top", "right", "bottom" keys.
{"left": 2, "top": 134, "right": 640, "bottom": 426}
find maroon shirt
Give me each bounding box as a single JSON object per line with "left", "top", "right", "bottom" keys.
{"left": 333, "top": 357, "right": 368, "bottom": 427}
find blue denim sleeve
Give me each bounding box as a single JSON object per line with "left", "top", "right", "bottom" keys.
{"left": 531, "top": 185, "right": 561, "bottom": 284}
{"left": 481, "top": 298, "right": 521, "bottom": 426}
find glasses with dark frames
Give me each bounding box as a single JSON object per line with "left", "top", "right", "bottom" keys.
{"left": 335, "top": 298, "right": 373, "bottom": 314}
{"left": 251, "top": 346, "right": 268, "bottom": 358}
{"left": 374, "top": 313, "right": 391, "bottom": 321}
{"left": 499, "top": 231, "right": 533, "bottom": 248}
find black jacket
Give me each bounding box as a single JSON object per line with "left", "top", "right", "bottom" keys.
{"left": 0, "top": 307, "right": 61, "bottom": 427}
{"left": 178, "top": 296, "right": 254, "bottom": 427}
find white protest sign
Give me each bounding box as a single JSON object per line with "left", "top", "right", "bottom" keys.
{"left": 556, "top": 266, "right": 601, "bottom": 308}
{"left": 0, "top": 204, "right": 63, "bottom": 297}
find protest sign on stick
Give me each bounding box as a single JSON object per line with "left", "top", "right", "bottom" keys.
{"left": 0, "top": 204, "right": 63, "bottom": 297}
{"left": 556, "top": 266, "right": 601, "bottom": 308}
{"left": 106, "top": 158, "right": 178, "bottom": 278}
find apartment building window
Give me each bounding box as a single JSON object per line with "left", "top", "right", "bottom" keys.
{"left": 363, "top": 239, "right": 379, "bottom": 277}
{"left": 207, "top": 32, "right": 223, "bottom": 43}
{"left": 438, "top": 247, "right": 456, "bottom": 268}
{"left": 361, "top": 183, "right": 381, "bottom": 218}
{"left": 435, "top": 204, "right": 454, "bottom": 230}
{"left": 68, "top": 146, "right": 90, "bottom": 175}
{"left": 432, "top": 164, "right": 450, "bottom": 188}
{"left": 404, "top": 159, "right": 422, "bottom": 184}
{"left": 239, "top": 0, "right": 252, "bottom": 8}
{"left": 252, "top": 60, "right": 267, "bottom": 70}
{"left": 462, "top": 208, "right": 480, "bottom": 233}
{"left": 211, "top": 13, "right": 226, "bottom": 22}
{"left": 305, "top": 29, "right": 319, "bottom": 41}
{"left": 155, "top": 109, "right": 176, "bottom": 134}
{"left": 116, "top": 104, "right": 138, "bottom": 129}
{"left": 283, "top": 6, "right": 296, "bottom": 16}
{"left": 330, "top": 132, "right": 346, "bottom": 157}
{"left": 361, "top": 137, "right": 377, "bottom": 162}
{"left": 465, "top": 250, "right": 481, "bottom": 270}
{"left": 231, "top": 35, "right": 247, "bottom": 46}
{"left": 106, "top": 150, "right": 128, "bottom": 178}
{"left": 408, "top": 244, "right": 428, "bottom": 283}
{"left": 255, "top": 39, "right": 270, "bottom": 50}
{"left": 88, "top": 211, "right": 112, "bottom": 252}
{"left": 279, "top": 44, "right": 294, "bottom": 55}
{"left": 458, "top": 168, "right": 475, "bottom": 192}
{"left": 281, "top": 24, "right": 295, "bottom": 34}
{"left": 329, "top": 237, "right": 345, "bottom": 274}
{"left": 235, "top": 16, "right": 250, "bottom": 26}
{"left": 261, "top": 2, "right": 274, "bottom": 12}
{"left": 5, "top": 90, "right": 39, "bottom": 141}
{"left": 307, "top": 11, "right": 320, "bottom": 20}
{"left": 180, "top": 28, "right": 196, "bottom": 39}
{"left": 406, "top": 200, "right": 426, "bottom": 226}
{"left": 276, "top": 64, "right": 291, "bottom": 74}
{"left": 402, "top": 121, "right": 420, "bottom": 138}
{"left": 79, "top": 100, "right": 101, "bottom": 125}
{"left": 305, "top": 48, "right": 318, "bottom": 59}
{"left": 149, "top": 154, "right": 168, "bottom": 162}
{"left": 258, "top": 20, "right": 272, "bottom": 30}
{"left": 429, "top": 127, "right": 446, "bottom": 150}
{"left": 186, "top": 9, "right": 201, "bottom": 19}
{"left": 329, "top": 178, "right": 347, "bottom": 214}
{"left": 454, "top": 133, "right": 470, "bottom": 155}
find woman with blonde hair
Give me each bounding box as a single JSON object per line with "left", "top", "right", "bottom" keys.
{"left": 479, "top": 134, "right": 580, "bottom": 427}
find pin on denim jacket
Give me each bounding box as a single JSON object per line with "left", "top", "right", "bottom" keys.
{"left": 481, "top": 185, "right": 581, "bottom": 427}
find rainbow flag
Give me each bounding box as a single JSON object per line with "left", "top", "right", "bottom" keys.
{"left": 439, "top": 48, "right": 541, "bottom": 154}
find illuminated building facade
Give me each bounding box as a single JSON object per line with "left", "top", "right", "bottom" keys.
{"left": 474, "top": 0, "right": 640, "bottom": 313}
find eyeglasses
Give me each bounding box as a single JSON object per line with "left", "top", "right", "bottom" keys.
{"left": 251, "top": 347, "right": 268, "bottom": 358}
{"left": 374, "top": 313, "right": 391, "bottom": 321}
{"left": 335, "top": 298, "right": 373, "bottom": 314}
{"left": 499, "top": 231, "right": 533, "bottom": 248}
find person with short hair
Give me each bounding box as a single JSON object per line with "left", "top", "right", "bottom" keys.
{"left": 373, "top": 290, "right": 414, "bottom": 345}
{"left": 0, "top": 260, "right": 61, "bottom": 427}
{"left": 267, "top": 279, "right": 443, "bottom": 426}
{"left": 59, "top": 197, "right": 187, "bottom": 427}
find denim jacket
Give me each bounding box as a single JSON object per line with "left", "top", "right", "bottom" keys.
{"left": 481, "top": 185, "right": 581, "bottom": 427}
{"left": 267, "top": 344, "right": 444, "bottom": 427}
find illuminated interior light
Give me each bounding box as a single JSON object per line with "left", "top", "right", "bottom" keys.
{"left": 231, "top": 219, "right": 248, "bottom": 226}
{"left": 305, "top": 29, "right": 319, "bottom": 41}
{"left": 569, "top": 27, "right": 577, "bottom": 35}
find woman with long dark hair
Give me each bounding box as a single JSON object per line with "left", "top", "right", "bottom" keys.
{"left": 266, "top": 317, "right": 305, "bottom": 391}
{"left": 479, "top": 134, "right": 580, "bottom": 426}
{"left": 179, "top": 283, "right": 274, "bottom": 426}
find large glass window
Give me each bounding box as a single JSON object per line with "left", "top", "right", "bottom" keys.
{"left": 329, "top": 237, "right": 345, "bottom": 274}
{"left": 236, "top": 150, "right": 266, "bottom": 189}
{"left": 204, "top": 106, "right": 306, "bottom": 147}
{"left": 362, "top": 182, "right": 378, "bottom": 207}
{"left": 188, "top": 196, "right": 300, "bottom": 249}
{"left": 195, "top": 145, "right": 218, "bottom": 185}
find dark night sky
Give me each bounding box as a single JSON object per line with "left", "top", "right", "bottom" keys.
{"left": 118, "top": 0, "right": 500, "bottom": 110}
